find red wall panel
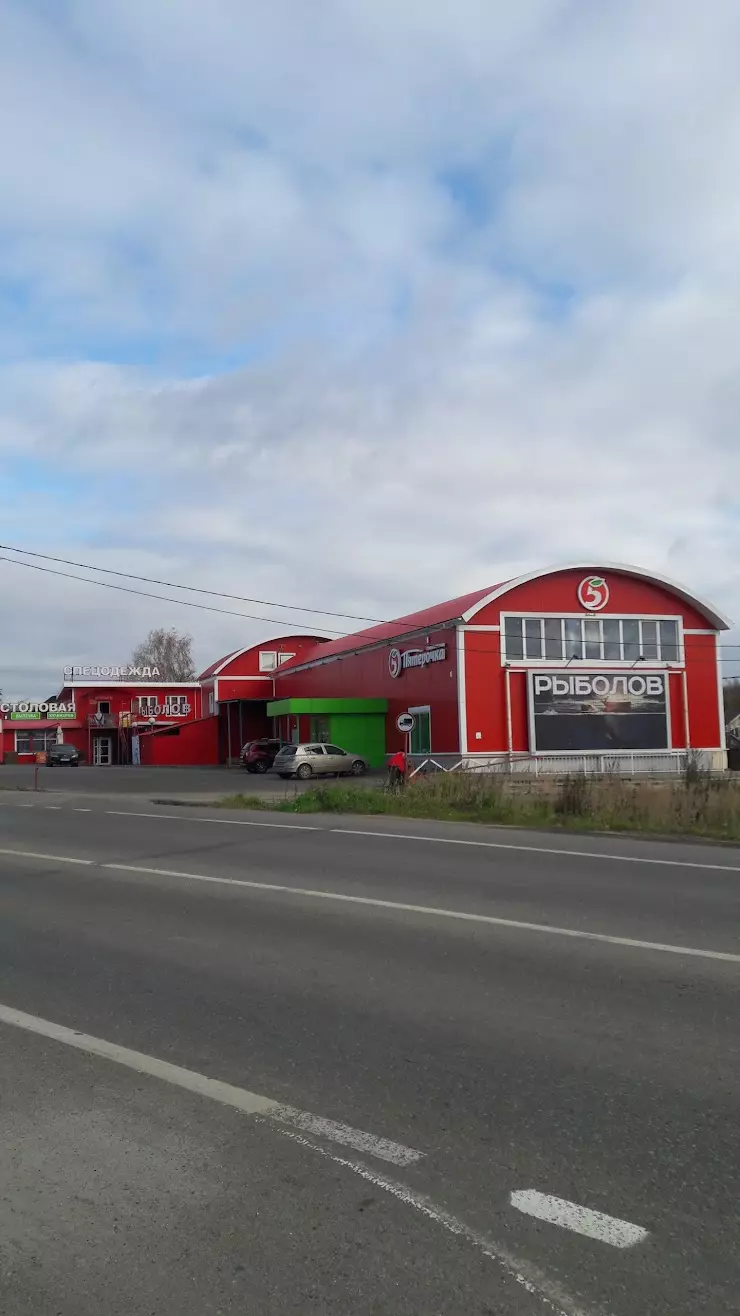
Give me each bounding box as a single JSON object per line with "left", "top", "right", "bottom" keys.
{"left": 139, "top": 717, "right": 220, "bottom": 766}
{"left": 275, "top": 627, "right": 460, "bottom": 754}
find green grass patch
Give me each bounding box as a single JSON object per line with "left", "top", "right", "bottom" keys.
{"left": 216, "top": 771, "right": 740, "bottom": 841}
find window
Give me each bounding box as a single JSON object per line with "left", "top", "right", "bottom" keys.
{"left": 259, "top": 651, "right": 277, "bottom": 672}
{"left": 544, "top": 618, "right": 563, "bottom": 660}
{"left": 659, "top": 620, "right": 680, "bottom": 663}
{"left": 310, "top": 715, "right": 330, "bottom": 742}
{"left": 503, "top": 616, "right": 682, "bottom": 664}
{"left": 139, "top": 695, "right": 158, "bottom": 715}
{"left": 564, "top": 618, "right": 582, "bottom": 660}
{"left": 208, "top": 691, "right": 215, "bottom": 714}
{"left": 325, "top": 745, "right": 346, "bottom": 756}
{"left": 163, "top": 695, "right": 190, "bottom": 715}
{"left": 524, "top": 618, "right": 543, "bottom": 659}
{"left": 277, "top": 652, "right": 296, "bottom": 666}
{"left": 306, "top": 744, "right": 326, "bottom": 756}
{"left": 16, "top": 730, "right": 57, "bottom": 754}
{"left": 584, "top": 618, "right": 601, "bottom": 661}
{"left": 603, "top": 619, "right": 621, "bottom": 661}
{"left": 409, "top": 708, "right": 431, "bottom": 755}
{"left": 504, "top": 616, "right": 523, "bottom": 660}
{"left": 97, "top": 700, "right": 111, "bottom": 715}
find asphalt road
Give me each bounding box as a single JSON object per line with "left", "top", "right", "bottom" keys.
{"left": 0, "top": 795, "right": 738, "bottom": 1314}
{"left": 0, "top": 762, "right": 381, "bottom": 800}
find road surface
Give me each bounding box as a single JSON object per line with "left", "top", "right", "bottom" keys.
{"left": 0, "top": 793, "right": 738, "bottom": 1314}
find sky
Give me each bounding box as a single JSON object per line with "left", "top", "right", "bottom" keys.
{"left": 1, "top": 0, "right": 740, "bottom": 696}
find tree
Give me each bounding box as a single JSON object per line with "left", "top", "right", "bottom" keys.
{"left": 131, "top": 628, "right": 196, "bottom": 682}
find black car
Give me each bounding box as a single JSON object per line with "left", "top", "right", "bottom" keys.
{"left": 47, "top": 743, "right": 80, "bottom": 766}
{"left": 240, "top": 738, "right": 283, "bottom": 773}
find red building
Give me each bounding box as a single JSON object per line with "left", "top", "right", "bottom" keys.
{"left": 270, "top": 564, "right": 730, "bottom": 772}
{"left": 0, "top": 565, "right": 729, "bottom": 772}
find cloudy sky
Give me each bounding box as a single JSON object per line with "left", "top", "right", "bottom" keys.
{"left": 1, "top": 0, "right": 739, "bottom": 696}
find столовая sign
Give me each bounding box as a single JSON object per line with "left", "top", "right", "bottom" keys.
{"left": 0, "top": 702, "right": 76, "bottom": 721}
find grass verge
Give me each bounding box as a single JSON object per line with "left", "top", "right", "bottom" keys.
{"left": 217, "top": 770, "right": 740, "bottom": 841}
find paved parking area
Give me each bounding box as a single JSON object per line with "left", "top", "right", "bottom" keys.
{"left": 0, "top": 764, "right": 382, "bottom": 800}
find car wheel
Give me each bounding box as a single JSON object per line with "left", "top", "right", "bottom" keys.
{"left": 351, "top": 759, "right": 367, "bottom": 776}
{"left": 254, "top": 760, "right": 268, "bottom": 774}
{"left": 296, "top": 763, "right": 313, "bottom": 780}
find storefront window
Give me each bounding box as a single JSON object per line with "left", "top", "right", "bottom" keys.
{"left": 15, "top": 730, "right": 57, "bottom": 754}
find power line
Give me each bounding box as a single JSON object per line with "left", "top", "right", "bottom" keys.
{"left": 0, "top": 542, "right": 385, "bottom": 626}
{"left": 0, "top": 549, "right": 739, "bottom": 671}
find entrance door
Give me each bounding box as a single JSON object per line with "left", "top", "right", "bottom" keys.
{"left": 93, "top": 736, "right": 112, "bottom": 765}
{"left": 409, "top": 708, "right": 431, "bottom": 755}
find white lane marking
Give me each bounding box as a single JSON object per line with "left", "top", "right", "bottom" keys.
{"left": 106, "top": 809, "right": 320, "bottom": 831}
{"left": 75, "top": 808, "right": 92, "bottom": 813}
{"left": 510, "top": 1191, "right": 648, "bottom": 1249}
{"left": 102, "top": 861, "right": 740, "bottom": 964}
{"left": 45, "top": 806, "right": 62, "bottom": 810}
{"left": 41, "top": 802, "right": 740, "bottom": 874}
{"left": 0, "top": 847, "right": 94, "bottom": 866}
{"left": 0, "top": 1001, "right": 420, "bottom": 1168}
{"left": 276, "top": 1128, "right": 593, "bottom": 1316}
{"left": 332, "top": 828, "right": 740, "bottom": 873}
{"left": 1, "top": 844, "right": 738, "bottom": 965}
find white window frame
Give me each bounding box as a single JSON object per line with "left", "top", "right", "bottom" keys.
{"left": 138, "top": 695, "right": 158, "bottom": 716}
{"left": 163, "top": 694, "right": 190, "bottom": 715}
{"left": 15, "top": 729, "right": 57, "bottom": 754}
{"left": 277, "top": 652, "right": 296, "bottom": 666}
{"left": 500, "top": 613, "right": 685, "bottom": 668}
{"left": 259, "top": 650, "right": 278, "bottom": 672}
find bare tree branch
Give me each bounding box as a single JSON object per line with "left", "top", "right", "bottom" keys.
{"left": 131, "top": 628, "right": 196, "bottom": 682}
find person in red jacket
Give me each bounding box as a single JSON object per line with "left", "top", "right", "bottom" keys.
{"left": 388, "top": 748, "right": 407, "bottom": 788}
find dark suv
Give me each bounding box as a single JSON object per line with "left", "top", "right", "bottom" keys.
{"left": 240, "top": 738, "right": 283, "bottom": 773}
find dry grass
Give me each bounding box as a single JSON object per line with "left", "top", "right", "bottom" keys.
{"left": 218, "top": 768, "right": 740, "bottom": 841}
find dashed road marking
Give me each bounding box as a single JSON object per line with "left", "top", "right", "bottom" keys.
{"left": 510, "top": 1190, "right": 648, "bottom": 1249}
{"left": 0, "top": 1000, "right": 421, "bottom": 1168}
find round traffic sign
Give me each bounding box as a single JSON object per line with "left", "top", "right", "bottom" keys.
{"left": 396, "top": 712, "right": 415, "bottom": 734}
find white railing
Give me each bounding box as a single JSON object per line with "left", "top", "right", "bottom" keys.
{"left": 405, "top": 750, "right": 720, "bottom": 779}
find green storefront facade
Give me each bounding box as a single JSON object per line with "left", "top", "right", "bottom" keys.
{"left": 266, "top": 698, "right": 388, "bottom": 768}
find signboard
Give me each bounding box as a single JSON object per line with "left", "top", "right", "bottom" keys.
{"left": 529, "top": 672, "right": 669, "bottom": 753}
{"left": 396, "top": 712, "right": 416, "bottom": 733}
{"left": 3, "top": 702, "right": 76, "bottom": 720}
{"left": 388, "top": 644, "right": 447, "bottom": 679}
{"left": 63, "top": 665, "right": 161, "bottom": 679}
{"left": 577, "top": 575, "right": 610, "bottom": 612}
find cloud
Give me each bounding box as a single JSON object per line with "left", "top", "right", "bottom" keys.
{"left": 0, "top": 0, "right": 739, "bottom": 695}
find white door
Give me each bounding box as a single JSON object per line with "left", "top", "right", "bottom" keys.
{"left": 93, "top": 736, "right": 112, "bottom": 765}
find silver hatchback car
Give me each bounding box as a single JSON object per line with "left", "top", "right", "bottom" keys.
{"left": 273, "top": 742, "right": 369, "bottom": 780}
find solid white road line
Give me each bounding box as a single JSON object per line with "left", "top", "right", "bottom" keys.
{"left": 0, "top": 1001, "right": 421, "bottom": 1168}
{"left": 79, "top": 806, "right": 740, "bottom": 873}
{"left": 102, "top": 861, "right": 740, "bottom": 963}
{"left": 106, "top": 809, "right": 320, "bottom": 831}
{"left": 510, "top": 1190, "right": 648, "bottom": 1249}
{"left": 4, "top": 798, "right": 740, "bottom": 873}
{"left": 332, "top": 827, "right": 740, "bottom": 873}
{"left": 0, "top": 844, "right": 738, "bottom": 964}
{"left": 0, "top": 846, "right": 95, "bottom": 865}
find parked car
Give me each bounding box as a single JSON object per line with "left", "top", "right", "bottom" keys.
{"left": 240, "top": 738, "right": 284, "bottom": 774}
{"left": 273, "top": 742, "right": 369, "bottom": 780}
{"left": 46, "top": 743, "right": 80, "bottom": 766}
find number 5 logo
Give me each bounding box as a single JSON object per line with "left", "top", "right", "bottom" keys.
{"left": 578, "top": 575, "right": 609, "bottom": 611}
